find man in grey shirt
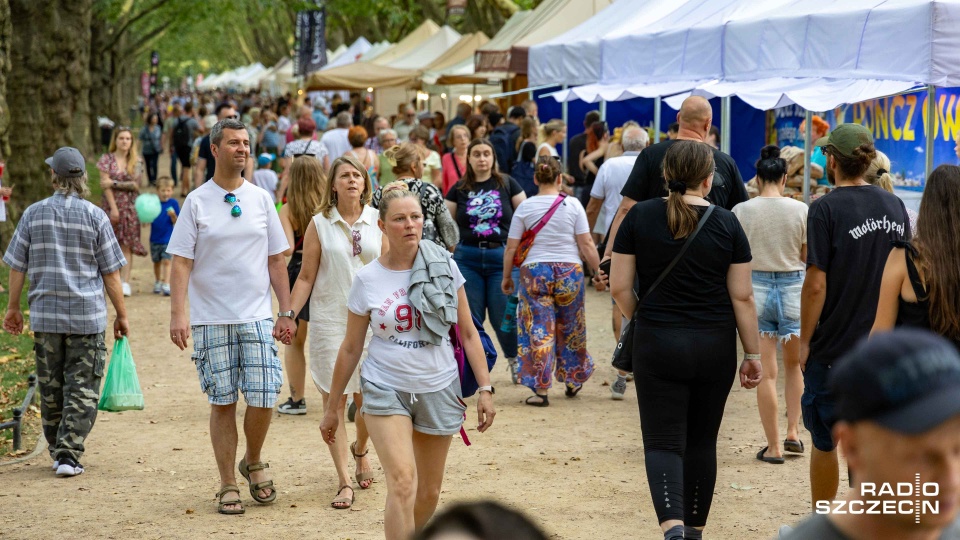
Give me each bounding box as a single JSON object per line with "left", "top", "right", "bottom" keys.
{"left": 782, "top": 329, "right": 960, "bottom": 540}
{"left": 3, "top": 147, "right": 128, "bottom": 478}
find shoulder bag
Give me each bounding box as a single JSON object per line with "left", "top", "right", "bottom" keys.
{"left": 512, "top": 193, "right": 567, "bottom": 267}
{"left": 612, "top": 205, "right": 716, "bottom": 372}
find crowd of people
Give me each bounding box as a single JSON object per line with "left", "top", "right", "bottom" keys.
{"left": 7, "top": 85, "right": 960, "bottom": 540}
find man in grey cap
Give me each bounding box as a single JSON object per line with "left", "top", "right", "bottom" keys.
{"left": 782, "top": 329, "right": 960, "bottom": 539}
{"left": 2, "top": 147, "right": 128, "bottom": 477}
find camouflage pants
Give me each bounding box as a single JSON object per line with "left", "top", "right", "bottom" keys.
{"left": 34, "top": 332, "right": 106, "bottom": 462}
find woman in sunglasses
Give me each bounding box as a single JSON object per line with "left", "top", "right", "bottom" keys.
{"left": 288, "top": 155, "right": 385, "bottom": 509}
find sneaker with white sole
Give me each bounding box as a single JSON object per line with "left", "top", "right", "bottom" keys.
{"left": 161, "top": 283, "right": 171, "bottom": 296}
{"left": 277, "top": 397, "right": 306, "bottom": 415}
{"left": 153, "top": 281, "right": 162, "bottom": 294}
{"left": 507, "top": 358, "right": 519, "bottom": 385}
{"left": 121, "top": 282, "right": 132, "bottom": 297}
{"left": 55, "top": 457, "right": 84, "bottom": 477}
{"left": 611, "top": 376, "right": 628, "bottom": 400}
{"left": 51, "top": 460, "right": 59, "bottom": 470}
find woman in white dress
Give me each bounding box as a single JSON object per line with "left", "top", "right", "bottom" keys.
{"left": 289, "top": 154, "right": 387, "bottom": 509}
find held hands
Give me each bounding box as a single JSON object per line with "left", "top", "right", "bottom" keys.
{"left": 113, "top": 316, "right": 129, "bottom": 340}
{"left": 273, "top": 317, "right": 295, "bottom": 345}
{"left": 319, "top": 411, "right": 339, "bottom": 445}
{"left": 501, "top": 276, "right": 515, "bottom": 296}
{"left": 3, "top": 308, "right": 23, "bottom": 335}
{"left": 592, "top": 273, "right": 606, "bottom": 292}
{"left": 739, "top": 359, "right": 762, "bottom": 389}
{"left": 476, "top": 392, "right": 496, "bottom": 433}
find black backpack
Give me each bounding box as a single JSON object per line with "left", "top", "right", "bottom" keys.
{"left": 490, "top": 126, "right": 513, "bottom": 173}
{"left": 173, "top": 117, "right": 191, "bottom": 148}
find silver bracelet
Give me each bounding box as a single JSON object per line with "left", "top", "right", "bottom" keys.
{"left": 743, "top": 353, "right": 761, "bottom": 361}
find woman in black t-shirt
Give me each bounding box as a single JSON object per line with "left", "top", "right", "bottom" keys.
{"left": 445, "top": 138, "right": 526, "bottom": 378}
{"left": 872, "top": 164, "right": 960, "bottom": 349}
{"left": 609, "top": 141, "right": 762, "bottom": 540}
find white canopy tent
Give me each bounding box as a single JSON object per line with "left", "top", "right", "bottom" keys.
{"left": 320, "top": 37, "right": 373, "bottom": 71}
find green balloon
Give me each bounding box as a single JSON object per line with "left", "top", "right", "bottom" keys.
{"left": 135, "top": 193, "right": 162, "bottom": 223}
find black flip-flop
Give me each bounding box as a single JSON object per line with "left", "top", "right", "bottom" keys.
{"left": 784, "top": 439, "right": 805, "bottom": 454}
{"left": 525, "top": 394, "right": 549, "bottom": 407}
{"left": 756, "top": 447, "right": 785, "bottom": 464}
{"left": 565, "top": 383, "right": 583, "bottom": 398}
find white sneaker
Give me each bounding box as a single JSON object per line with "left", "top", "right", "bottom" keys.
{"left": 122, "top": 282, "right": 132, "bottom": 297}
{"left": 611, "top": 376, "right": 628, "bottom": 400}
{"left": 55, "top": 457, "right": 84, "bottom": 477}
{"left": 161, "top": 283, "right": 171, "bottom": 296}
{"left": 153, "top": 281, "right": 162, "bottom": 294}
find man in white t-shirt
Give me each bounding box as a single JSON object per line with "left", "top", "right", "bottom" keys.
{"left": 585, "top": 126, "right": 648, "bottom": 399}
{"left": 320, "top": 111, "right": 353, "bottom": 159}
{"left": 167, "top": 118, "right": 295, "bottom": 515}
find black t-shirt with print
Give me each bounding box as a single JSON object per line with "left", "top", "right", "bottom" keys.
{"left": 445, "top": 175, "right": 524, "bottom": 244}
{"left": 807, "top": 185, "right": 910, "bottom": 364}
{"left": 620, "top": 139, "right": 749, "bottom": 211}
{"left": 613, "top": 198, "right": 752, "bottom": 329}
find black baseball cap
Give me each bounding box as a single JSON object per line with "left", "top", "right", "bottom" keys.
{"left": 830, "top": 329, "right": 960, "bottom": 434}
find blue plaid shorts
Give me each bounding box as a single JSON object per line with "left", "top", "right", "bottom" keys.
{"left": 191, "top": 319, "right": 282, "bottom": 408}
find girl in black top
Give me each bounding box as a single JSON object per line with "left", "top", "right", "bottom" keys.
{"left": 609, "top": 141, "right": 762, "bottom": 540}
{"left": 872, "top": 165, "right": 960, "bottom": 349}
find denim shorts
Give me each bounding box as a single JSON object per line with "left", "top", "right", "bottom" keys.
{"left": 360, "top": 376, "right": 466, "bottom": 436}
{"left": 801, "top": 360, "right": 837, "bottom": 452}
{"left": 191, "top": 319, "right": 282, "bottom": 408}
{"left": 752, "top": 270, "right": 803, "bottom": 341}
{"left": 150, "top": 243, "right": 171, "bottom": 263}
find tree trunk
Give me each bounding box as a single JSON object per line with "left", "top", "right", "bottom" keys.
{"left": 0, "top": 0, "right": 11, "bottom": 160}
{"left": 8, "top": 0, "right": 93, "bottom": 207}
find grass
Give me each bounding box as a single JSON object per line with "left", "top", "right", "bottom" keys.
{"left": 0, "top": 262, "right": 39, "bottom": 457}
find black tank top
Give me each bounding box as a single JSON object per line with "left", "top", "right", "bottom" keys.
{"left": 895, "top": 242, "right": 931, "bottom": 330}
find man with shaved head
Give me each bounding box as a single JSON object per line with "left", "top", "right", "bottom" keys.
{"left": 600, "top": 96, "right": 748, "bottom": 266}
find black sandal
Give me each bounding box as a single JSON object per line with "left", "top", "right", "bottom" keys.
{"left": 565, "top": 383, "right": 583, "bottom": 398}
{"left": 784, "top": 439, "right": 805, "bottom": 454}
{"left": 525, "top": 394, "right": 549, "bottom": 407}
{"left": 756, "top": 447, "right": 785, "bottom": 464}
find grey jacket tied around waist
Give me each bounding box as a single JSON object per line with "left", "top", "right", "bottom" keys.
{"left": 408, "top": 240, "right": 459, "bottom": 346}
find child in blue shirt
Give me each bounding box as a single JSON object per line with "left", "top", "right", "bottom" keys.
{"left": 151, "top": 177, "right": 180, "bottom": 295}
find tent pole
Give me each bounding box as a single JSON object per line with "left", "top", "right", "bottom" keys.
{"left": 720, "top": 96, "right": 731, "bottom": 155}
{"left": 803, "top": 109, "right": 813, "bottom": 205}
{"left": 654, "top": 97, "right": 662, "bottom": 143}
{"left": 561, "top": 84, "right": 569, "bottom": 169}
{"left": 926, "top": 85, "right": 936, "bottom": 181}
{"left": 599, "top": 99, "right": 607, "bottom": 122}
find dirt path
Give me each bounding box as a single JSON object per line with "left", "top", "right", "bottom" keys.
{"left": 0, "top": 168, "right": 845, "bottom": 539}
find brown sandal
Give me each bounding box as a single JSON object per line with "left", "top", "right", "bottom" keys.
{"left": 331, "top": 485, "right": 354, "bottom": 509}
{"left": 216, "top": 485, "right": 245, "bottom": 515}
{"left": 238, "top": 458, "right": 277, "bottom": 503}
{"left": 350, "top": 441, "right": 374, "bottom": 489}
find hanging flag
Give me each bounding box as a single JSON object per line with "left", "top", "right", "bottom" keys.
{"left": 294, "top": 5, "right": 327, "bottom": 76}
{"left": 149, "top": 51, "right": 160, "bottom": 98}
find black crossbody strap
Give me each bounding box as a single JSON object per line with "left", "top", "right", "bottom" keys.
{"left": 637, "top": 204, "right": 715, "bottom": 306}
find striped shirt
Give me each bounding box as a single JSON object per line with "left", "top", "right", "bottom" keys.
{"left": 3, "top": 192, "right": 126, "bottom": 334}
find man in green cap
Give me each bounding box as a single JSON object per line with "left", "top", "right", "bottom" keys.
{"left": 799, "top": 123, "right": 911, "bottom": 509}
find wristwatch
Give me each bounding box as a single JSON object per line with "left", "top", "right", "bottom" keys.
{"left": 277, "top": 310, "right": 295, "bottom": 319}
{"left": 478, "top": 385, "right": 495, "bottom": 395}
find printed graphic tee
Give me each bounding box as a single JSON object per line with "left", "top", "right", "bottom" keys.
{"left": 347, "top": 258, "right": 467, "bottom": 393}
{"left": 807, "top": 185, "right": 909, "bottom": 364}
{"left": 445, "top": 175, "right": 524, "bottom": 244}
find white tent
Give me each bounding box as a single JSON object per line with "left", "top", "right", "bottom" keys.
{"left": 359, "top": 41, "right": 393, "bottom": 62}
{"left": 387, "top": 26, "right": 461, "bottom": 70}
{"left": 321, "top": 37, "right": 373, "bottom": 71}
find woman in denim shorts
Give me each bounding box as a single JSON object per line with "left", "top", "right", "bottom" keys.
{"left": 319, "top": 183, "right": 495, "bottom": 540}
{"left": 732, "top": 145, "right": 809, "bottom": 464}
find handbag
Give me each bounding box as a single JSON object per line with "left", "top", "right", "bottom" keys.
{"left": 449, "top": 314, "right": 498, "bottom": 446}
{"left": 612, "top": 205, "right": 716, "bottom": 372}
{"left": 513, "top": 193, "right": 567, "bottom": 267}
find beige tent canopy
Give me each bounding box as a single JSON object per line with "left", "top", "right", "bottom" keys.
{"left": 474, "top": 0, "right": 611, "bottom": 75}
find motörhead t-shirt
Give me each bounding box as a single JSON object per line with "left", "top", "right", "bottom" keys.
{"left": 807, "top": 184, "right": 910, "bottom": 364}
{"left": 347, "top": 258, "right": 466, "bottom": 394}
{"left": 445, "top": 175, "right": 525, "bottom": 244}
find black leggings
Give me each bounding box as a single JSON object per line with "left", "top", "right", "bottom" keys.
{"left": 632, "top": 325, "right": 737, "bottom": 528}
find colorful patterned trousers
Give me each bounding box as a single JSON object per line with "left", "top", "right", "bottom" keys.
{"left": 517, "top": 262, "right": 594, "bottom": 390}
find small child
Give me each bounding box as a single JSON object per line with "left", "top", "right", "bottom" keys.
{"left": 150, "top": 177, "right": 180, "bottom": 296}
{"left": 252, "top": 153, "right": 280, "bottom": 203}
